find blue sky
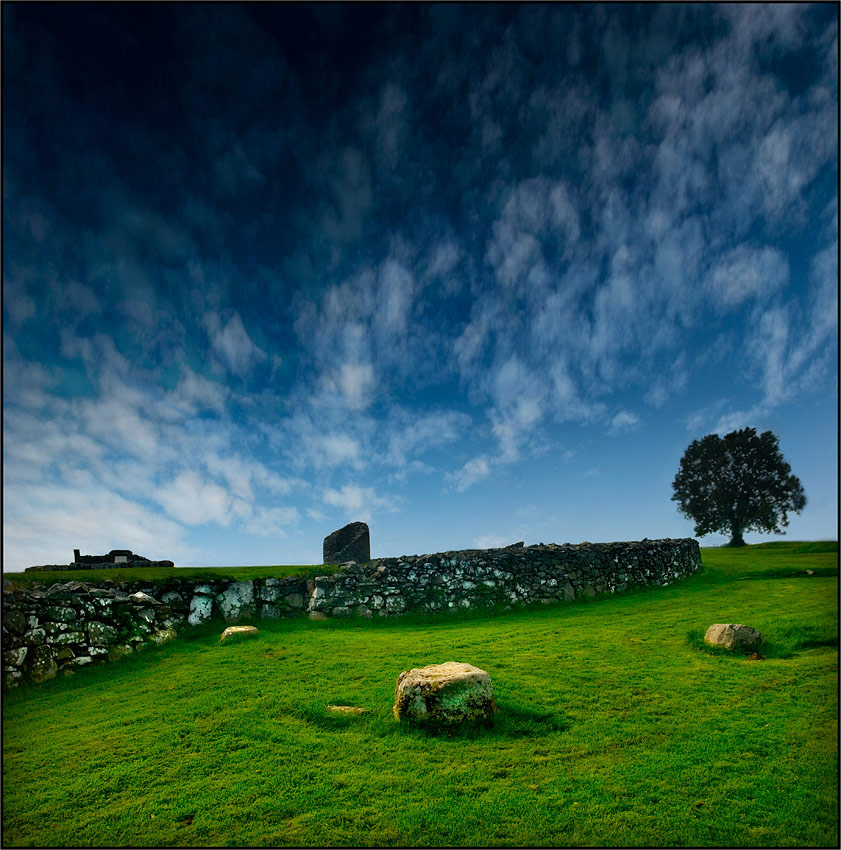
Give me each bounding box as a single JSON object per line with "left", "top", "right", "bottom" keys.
{"left": 3, "top": 3, "right": 838, "bottom": 570}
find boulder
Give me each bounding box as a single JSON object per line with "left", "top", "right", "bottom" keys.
{"left": 323, "top": 521, "right": 370, "bottom": 565}
{"left": 393, "top": 661, "right": 497, "bottom": 728}
{"left": 220, "top": 625, "right": 259, "bottom": 642}
{"left": 704, "top": 623, "right": 764, "bottom": 651}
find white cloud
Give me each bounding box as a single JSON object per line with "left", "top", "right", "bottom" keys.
{"left": 474, "top": 533, "right": 510, "bottom": 549}
{"left": 155, "top": 470, "right": 233, "bottom": 527}
{"left": 708, "top": 245, "right": 789, "bottom": 308}
{"left": 446, "top": 455, "right": 492, "bottom": 493}
{"left": 608, "top": 410, "right": 640, "bottom": 436}
{"left": 322, "top": 485, "right": 392, "bottom": 522}
{"left": 245, "top": 506, "right": 300, "bottom": 537}
{"left": 2, "top": 480, "right": 194, "bottom": 571}
{"left": 384, "top": 410, "right": 470, "bottom": 468}
{"left": 335, "top": 362, "right": 375, "bottom": 410}
{"left": 205, "top": 311, "right": 268, "bottom": 377}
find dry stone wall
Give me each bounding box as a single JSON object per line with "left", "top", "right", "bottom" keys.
{"left": 307, "top": 538, "right": 701, "bottom": 618}
{"left": 3, "top": 538, "right": 701, "bottom": 688}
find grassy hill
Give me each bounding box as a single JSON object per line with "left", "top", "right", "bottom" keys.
{"left": 2, "top": 542, "right": 837, "bottom": 847}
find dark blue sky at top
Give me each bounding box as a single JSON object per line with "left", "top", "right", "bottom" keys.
{"left": 3, "top": 3, "right": 838, "bottom": 568}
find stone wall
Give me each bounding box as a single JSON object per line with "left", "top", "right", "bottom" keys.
{"left": 307, "top": 538, "right": 701, "bottom": 618}
{"left": 2, "top": 538, "right": 701, "bottom": 688}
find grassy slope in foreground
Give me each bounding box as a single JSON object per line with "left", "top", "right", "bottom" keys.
{"left": 2, "top": 542, "right": 838, "bottom": 848}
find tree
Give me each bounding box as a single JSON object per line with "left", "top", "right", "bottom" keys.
{"left": 671, "top": 427, "right": 806, "bottom": 547}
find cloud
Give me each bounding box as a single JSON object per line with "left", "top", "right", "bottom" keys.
{"left": 2, "top": 478, "right": 193, "bottom": 571}
{"left": 244, "top": 506, "right": 300, "bottom": 537}
{"left": 155, "top": 470, "right": 234, "bottom": 527}
{"left": 608, "top": 410, "right": 640, "bottom": 436}
{"left": 446, "top": 456, "right": 492, "bottom": 493}
{"left": 474, "top": 533, "right": 510, "bottom": 549}
{"left": 707, "top": 246, "right": 790, "bottom": 309}
{"left": 322, "top": 485, "right": 392, "bottom": 522}
{"left": 205, "top": 312, "right": 268, "bottom": 377}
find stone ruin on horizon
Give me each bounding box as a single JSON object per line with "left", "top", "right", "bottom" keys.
{"left": 24, "top": 549, "right": 175, "bottom": 572}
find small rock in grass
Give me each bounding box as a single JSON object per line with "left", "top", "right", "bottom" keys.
{"left": 393, "top": 661, "right": 497, "bottom": 728}
{"left": 704, "top": 623, "right": 764, "bottom": 651}
{"left": 220, "top": 625, "right": 259, "bottom": 642}
{"left": 326, "top": 705, "right": 368, "bottom": 715}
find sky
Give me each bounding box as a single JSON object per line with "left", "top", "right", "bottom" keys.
{"left": 2, "top": 3, "right": 838, "bottom": 570}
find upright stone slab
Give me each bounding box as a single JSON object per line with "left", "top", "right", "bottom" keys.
{"left": 323, "top": 522, "right": 370, "bottom": 565}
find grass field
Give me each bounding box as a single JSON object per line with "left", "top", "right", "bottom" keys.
{"left": 2, "top": 542, "right": 838, "bottom": 847}
{"left": 5, "top": 562, "right": 336, "bottom": 585}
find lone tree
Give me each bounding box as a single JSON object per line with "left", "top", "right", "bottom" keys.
{"left": 672, "top": 427, "right": 806, "bottom": 547}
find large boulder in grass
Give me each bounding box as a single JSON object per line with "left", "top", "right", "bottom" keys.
{"left": 323, "top": 522, "right": 370, "bottom": 565}
{"left": 393, "top": 662, "right": 497, "bottom": 728}
{"left": 704, "top": 623, "right": 764, "bottom": 651}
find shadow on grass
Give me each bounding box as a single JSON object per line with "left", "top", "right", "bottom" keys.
{"left": 286, "top": 697, "right": 569, "bottom": 741}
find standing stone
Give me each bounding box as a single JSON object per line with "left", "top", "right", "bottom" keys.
{"left": 323, "top": 522, "right": 370, "bottom": 565}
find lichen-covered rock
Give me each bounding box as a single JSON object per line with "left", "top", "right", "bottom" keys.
{"left": 216, "top": 581, "right": 255, "bottom": 623}
{"left": 704, "top": 623, "right": 764, "bottom": 651}
{"left": 220, "top": 625, "right": 259, "bottom": 642}
{"left": 28, "top": 644, "right": 58, "bottom": 683}
{"left": 87, "top": 621, "right": 120, "bottom": 645}
{"left": 393, "top": 662, "right": 497, "bottom": 728}
{"left": 130, "top": 591, "right": 160, "bottom": 606}
{"left": 188, "top": 594, "right": 213, "bottom": 626}
{"left": 151, "top": 627, "right": 177, "bottom": 645}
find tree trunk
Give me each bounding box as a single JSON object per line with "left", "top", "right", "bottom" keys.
{"left": 728, "top": 526, "right": 746, "bottom": 547}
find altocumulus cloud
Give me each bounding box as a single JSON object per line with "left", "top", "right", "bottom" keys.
{"left": 2, "top": 4, "right": 837, "bottom": 567}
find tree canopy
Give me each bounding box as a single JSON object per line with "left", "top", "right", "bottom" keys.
{"left": 671, "top": 427, "right": 806, "bottom": 547}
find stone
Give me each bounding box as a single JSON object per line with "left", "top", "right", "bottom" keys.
{"left": 3, "top": 647, "right": 27, "bottom": 667}
{"left": 108, "top": 644, "right": 134, "bottom": 662}
{"left": 220, "top": 625, "right": 259, "bottom": 642}
{"left": 130, "top": 591, "right": 161, "bottom": 606}
{"left": 393, "top": 661, "right": 497, "bottom": 728}
{"left": 323, "top": 521, "right": 370, "bottom": 565}
{"left": 160, "top": 591, "right": 184, "bottom": 605}
{"left": 188, "top": 594, "right": 213, "bottom": 626}
{"left": 50, "top": 631, "right": 86, "bottom": 645}
{"left": 44, "top": 605, "right": 77, "bottom": 621}
{"left": 87, "top": 621, "right": 120, "bottom": 646}
{"left": 309, "top": 611, "right": 329, "bottom": 621}
{"left": 326, "top": 705, "right": 368, "bottom": 715}
{"left": 152, "top": 628, "right": 177, "bottom": 644}
{"left": 216, "top": 581, "right": 255, "bottom": 623}
{"left": 23, "top": 628, "right": 46, "bottom": 646}
{"left": 4, "top": 610, "right": 28, "bottom": 634}
{"left": 704, "top": 623, "right": 764, "bottom": 652}
{"left": 28, "top": 645, "right": 58, "bottom": 683}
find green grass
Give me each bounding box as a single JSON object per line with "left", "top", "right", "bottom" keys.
{"left": 2, "top": 542, "right": 837, "bottom": 847}
{"left": 3, "top": 563, "right": 338, "bottom": 586}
